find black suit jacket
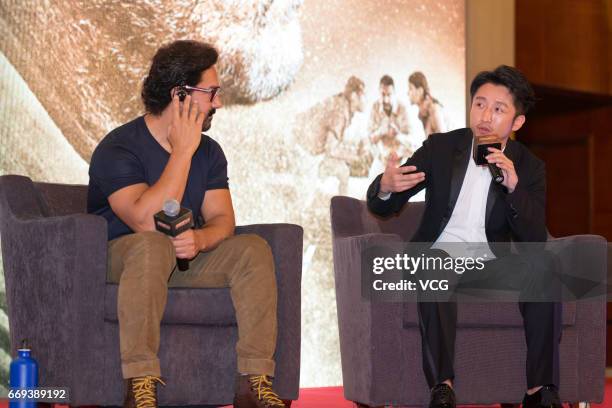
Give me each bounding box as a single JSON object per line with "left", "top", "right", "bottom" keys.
{"left": 367, "top": 128, "right": 547, "bottom": 256}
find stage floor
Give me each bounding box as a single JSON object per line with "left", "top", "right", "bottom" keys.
{"left": 2, "top": 383, "right": 611, "bottom": 408}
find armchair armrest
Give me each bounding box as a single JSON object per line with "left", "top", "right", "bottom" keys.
{"left": 2, "top": 213, "right": 107, "bottom": 398}
{"left": 548, "top": 234, "right": 608, "bottom": 286}
{"left": 333, "top": 232, "right": 408, "bottom": 402}
{"left": 549, "top": 234, "right": 607, "bottom": 401}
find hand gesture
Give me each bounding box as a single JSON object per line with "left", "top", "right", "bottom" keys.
{"left": 379, "top": 152, "right": 425, "bottom": 193}
{"left": 168, "top": 93, "right": 205, "bottom": 156}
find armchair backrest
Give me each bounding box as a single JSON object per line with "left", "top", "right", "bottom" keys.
{"left": 0, "top": 175, "right": 88, "bottom": 224}
{"left": 34, "top": 181, "right": 88, "bottom": 216}
{"left": 330, "top": 196, "right": 425, "bottom": 241}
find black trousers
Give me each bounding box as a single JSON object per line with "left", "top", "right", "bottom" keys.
{"left": 416, "top": 250, "right": 563, "bottom": 389}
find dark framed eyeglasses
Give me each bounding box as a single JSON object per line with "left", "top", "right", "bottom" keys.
{"left": 183, "top": 85, "right": 223, "bottom": 102}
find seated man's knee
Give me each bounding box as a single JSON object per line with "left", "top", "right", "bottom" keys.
{"left": 236, "top": 234, "right": 275, "bottom": 270}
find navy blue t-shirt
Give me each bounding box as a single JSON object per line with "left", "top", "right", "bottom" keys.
{"left": 87, "top": 116, "right": 229, "bottom": 241}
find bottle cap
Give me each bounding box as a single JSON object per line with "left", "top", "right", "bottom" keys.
{"left": 18, "top": 339, "right": 30, "bottom": 351}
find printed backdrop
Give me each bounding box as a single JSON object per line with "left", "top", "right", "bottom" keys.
{"left": 0, "top": 0, "right": 465, "bottom": 388}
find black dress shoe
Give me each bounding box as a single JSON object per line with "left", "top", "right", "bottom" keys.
{"left": 429, "top": 383, "right": 456, "bottom": 408}
{"left": 522, "top": 385, "right": 562, "bottom": 408}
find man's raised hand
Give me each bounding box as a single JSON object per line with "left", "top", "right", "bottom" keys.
{"left": 168, "top": 93, "right": 205, "bottom": 156}
{"left": 379, "top": 152, "right": 425, "bottom": 194}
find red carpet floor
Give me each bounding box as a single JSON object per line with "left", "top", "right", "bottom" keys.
{"left": 3, "top": 382, "right": 612, "bottom": 407}
{"left": 283, "top": 383, "right": 612, "bottom": 407}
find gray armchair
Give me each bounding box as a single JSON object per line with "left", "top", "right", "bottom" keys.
{"left": 0, "top": 174, "right": 302, "bottom": 406}
{"left": 331, "top": 195, "right": 606, "bottom": 407}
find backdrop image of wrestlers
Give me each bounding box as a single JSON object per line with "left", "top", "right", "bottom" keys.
{"left": 0, "top": 0, "right": 465, "bottom": 387}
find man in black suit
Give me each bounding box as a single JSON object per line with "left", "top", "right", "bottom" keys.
{"left": 366, "top": 66, "right": 561, "bottom": 408}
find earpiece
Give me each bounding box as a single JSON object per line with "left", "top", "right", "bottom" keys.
{"left": 176, "top": 86, "right": 187, "bottom": 102}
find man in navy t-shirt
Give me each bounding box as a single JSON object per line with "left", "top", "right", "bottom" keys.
{"left": 88, "top": 40, "right": 285, "bottom": 408}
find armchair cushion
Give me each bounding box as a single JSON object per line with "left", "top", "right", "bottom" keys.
{"left": 35, "top": 182, "right": 88, "bottom": 216}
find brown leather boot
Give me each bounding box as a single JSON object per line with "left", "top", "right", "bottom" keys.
{"left": 233, "top": 374, "right": 286, "bottom": 408}
{"left": 123, "top": 375, "right": 166, "bottom": 408}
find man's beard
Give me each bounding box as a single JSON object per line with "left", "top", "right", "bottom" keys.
{"left": 202, "top": 108, "right": 216, "bottom": 132}
{"left": 383, "top": 103, "right": 392, "bottom": 116}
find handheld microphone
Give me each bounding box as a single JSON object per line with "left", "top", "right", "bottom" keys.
{"left": 473, "top": 134, "right": 504, "bottom": 184}
{"left": 154, "top": 199, "right": 194, "bottom": 271}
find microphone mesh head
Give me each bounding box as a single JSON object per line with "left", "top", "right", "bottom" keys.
{"left": 163, "top": 199, "right": 180, "bottom": 217}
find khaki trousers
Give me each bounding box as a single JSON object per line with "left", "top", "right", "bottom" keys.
{"left": 107, "top": 231, "right": 277, "bottom": 379}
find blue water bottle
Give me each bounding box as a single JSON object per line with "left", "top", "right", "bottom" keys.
{"left": 9, "top": 340, "right": 38, "bottom": 408}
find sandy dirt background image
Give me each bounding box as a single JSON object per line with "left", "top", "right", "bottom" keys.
{"left": 0, "top": 0, "right": 465, "bottom": 387}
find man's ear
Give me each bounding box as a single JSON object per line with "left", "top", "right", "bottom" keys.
{"left": 512, "top": 114, "right": 526, "bottom": 132}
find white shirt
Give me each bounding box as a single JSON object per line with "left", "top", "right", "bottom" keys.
{"left": 379, "top": 139, "right": 498, "bottom": 260}
{"left": 433, "top": 140, "right": 497, "bottom": 260}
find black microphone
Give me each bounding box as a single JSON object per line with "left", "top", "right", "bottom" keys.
{"left": 154, "top": 199, "right": 194, "bottom": 271}
{"left": 487, "top": 162, "right": 504, "bottom": 184}
{"left": 473, "top": 134, "right": 504, "bottom": 184}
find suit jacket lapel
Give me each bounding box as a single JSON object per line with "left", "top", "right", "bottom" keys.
{"left": 485, "top": 180, "right": 499, "bottom": 226}
{"left": 447, "top": 129, "right": 472, "bottom": 214}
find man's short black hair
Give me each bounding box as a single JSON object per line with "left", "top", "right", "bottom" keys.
{"left": 469, "top": 65, "right": 536, "bottom": 116}
{"left": 142, "top": 40, "right": 219, "bottom": 115}
{"left": 379, "top": 75, "right": 394, "bottom": 88}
